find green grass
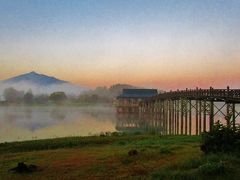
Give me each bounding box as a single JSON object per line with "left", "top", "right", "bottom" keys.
{"left": 0, "top": 134, "right": 239, "bottom": 179}
{"left": 151, "top": 152, "right": 240, "bottom": 180}
{"left": 0, "top": 134, "right": 200, "bottom": 154}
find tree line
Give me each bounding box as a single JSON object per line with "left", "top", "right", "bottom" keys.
{"left": 1, "top": 84, "right": 139, "bottom": 105}
{"left": 2, "top": 87, "right": 107, "bottom": 105}
{"left": 2, "top": 87, "right": 66, "bottom": 105}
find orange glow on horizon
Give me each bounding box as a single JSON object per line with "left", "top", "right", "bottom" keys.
{"left": 1, "top": 57, "right": 240, "bottom": 91}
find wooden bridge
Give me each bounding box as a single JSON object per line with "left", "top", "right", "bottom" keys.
{"left": 139, "top": 87, "right": 240, "bottom": 135}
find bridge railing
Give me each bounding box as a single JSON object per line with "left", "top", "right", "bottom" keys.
{"left": 146, "top": 87, "right": 240, "bottom": 102}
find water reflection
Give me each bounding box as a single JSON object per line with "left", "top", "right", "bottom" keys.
{"left": 0, "top": 106, "right": 116, "bottom": 142}
{"left": 0, "top": 103, "right": 239, "bottom": 142}
{"left": 116, "top": 102, "right": 240, "bottom": 135}
{"left": 116, "top": 114, "right": 164, "bottom": 134}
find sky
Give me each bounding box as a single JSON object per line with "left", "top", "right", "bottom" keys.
{"left": 0, "top": 0, "right": 240, "bottom": 90}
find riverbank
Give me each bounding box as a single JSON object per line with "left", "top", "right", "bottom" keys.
{"left": 0, "top": 134, "right": 239, "bottom": 179}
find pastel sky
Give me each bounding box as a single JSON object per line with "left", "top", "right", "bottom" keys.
{"left": 0, "top": 0, "right": 240, "bottom": 90}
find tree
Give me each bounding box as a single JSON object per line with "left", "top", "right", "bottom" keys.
{"left": 3, "top": 87, "right": 24, "bottom": 103}
{"left": 23, "top": 89, "right": 34, "bottom": 104}
{"left": 34, "top": 94, "right": 49, "bottom": 104}
{"left": 49, "top": 92, "right": 67, "bottom": 104}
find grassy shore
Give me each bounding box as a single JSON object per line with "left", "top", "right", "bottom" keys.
{"left": 0, "top": 134, "right": 239, "bottom": 179}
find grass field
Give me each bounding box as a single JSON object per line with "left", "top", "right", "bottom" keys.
{"left": 0, "top": 134, "right": 239, "bottom": 179}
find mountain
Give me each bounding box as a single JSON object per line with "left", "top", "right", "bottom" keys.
{"left": 3, "top": 71, "right": 67, "bottom": 86}
{"left": 0, "top": 72, "right": 87, "bottom": 95}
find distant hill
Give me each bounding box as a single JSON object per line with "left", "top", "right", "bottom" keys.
{"left": 0, "top": 71, "right": 87, "bottom": 95}
{"left": 3, "top": 71, "right": 67, "bottom": 86}
{"left": 82, "top": 83, "right": 141, "bottom": 99}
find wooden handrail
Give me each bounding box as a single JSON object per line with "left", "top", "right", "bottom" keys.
{"left": 144, "top": 87, "right": 240, "bottom": 102}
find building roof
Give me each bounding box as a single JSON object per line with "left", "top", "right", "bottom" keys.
{"left": 117, "top": 89, "right": 158, "bottom": 99}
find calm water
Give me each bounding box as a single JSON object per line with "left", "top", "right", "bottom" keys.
{"left": 0, "top": 105, "right": 118, "bottom": 142}
{"left": 0, "top": 103, "right": 239, "bottom": 142}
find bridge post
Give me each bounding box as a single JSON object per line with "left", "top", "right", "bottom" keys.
{"left": 162, "top": 101, "right": 165, "bottom": 134}
{"left": 226, "top": 103, "right": 230, "bottom": 127}
{"left": 177, "top": 100, "right": 179, "bottom": 135}
{"left": 162, "top": 100, "right": 164, "bottom": 129}
{"left": 209, "top": 100, "right": 214, "bottom": 132}
{"left": 196, "top": 100, "right": 199, "bottom": 135}
{"left": 185, "top": 100, "right": 188, "bottom": 135}
{"left": 172, "top": 100, "right": 175, "bottom": 134}
{"left": 172, "top": 100, "right": 174, "bottom": 135}
{"left": 162, "top": 100, "right": 164, "bottom": 128}
{"left": 172, "top": 100, "right": 174, "bottom": 134}
{"left": 164, "top": 100, "right": 167, "bottom": 135}
{"left": 168, "top": 100, "right": 171, "bottom": 135}
{"left": 167, "top": 100, "right": 169, "bottom": 135}
{"left": 159, "top": 100, "right": 161, "bottom": 127}
{"left": 189, "top": 100, "right": 192, "bottom": 135}
{"left": 199, "top": 100, "right": 202, "bottom": 134}
{"left": 226, "top": 86, "right": 231, "bottom": 127}
{"left": 174, "top": 100, "right": 177, "bottom": 135}
{"left": 170, "top": 100, "right": 172, "bottom": 134}
{"left": 232, "top": 103, "right": 236, "bottom": 131}
{"left": 181, "top": 99, "right": 184, "bottom": 135}
{"left": 203, "top": 100, "right": 206, "bottom": 132}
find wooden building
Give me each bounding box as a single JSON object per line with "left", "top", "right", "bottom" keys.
{"left": 116, "top": 89, "right": 158, "bottom": 113}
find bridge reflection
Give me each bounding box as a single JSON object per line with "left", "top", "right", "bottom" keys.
{"left": 116, "top": 113, "right": 164, "bottom": 134}
{"left": 115, "top": 103, "right": 240, "bottom": 135}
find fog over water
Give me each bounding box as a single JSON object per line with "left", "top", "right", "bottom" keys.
{"left": 0, "top": 81, "right": 87, "bottom": 97}
{"left": 0, "top": 103, "right": 239, "bottom": 142}
{"left": 0, "top": 105, "right": 117, "bottom": 142}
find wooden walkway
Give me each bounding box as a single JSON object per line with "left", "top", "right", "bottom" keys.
{"left": 139, "top": 87, "right": 240, "bottom": 135}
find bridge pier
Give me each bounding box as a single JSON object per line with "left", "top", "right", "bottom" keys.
{"left": 203, "top": 100, "right": 207, "bottom": 132}
{"left": 209, "top": 101, "right": 214, "bottom": 132}
{"left": 232, "top": 103, "right": 236, "bottom": 131}
{"left": 171, "top": 100, "right": 174, "bottom": 135}
{"left": 136, "top": 87, "right": 240, "bottom": 136}
{"left": 174, "top": 100, "right": 177, "bottom": 135}
{"left": 177, "top": 100, "right": 180, "bottom": 135}
{"left": 181, "top": 99, "right": 184, "bottom": 135}
{"left": 169, "top": 100, "right": 172, "bottom": 135}
{"left": 184, "top": 100, "right": 188, "bottom": 135}
{"left": 199, "top": 101, "right": 202, "bottom": 134}
{"left": 189, "top": 100, "right": 192, "bottom": 135}
{"left": 196, "top": 100, "right": 199, "bottom": 135}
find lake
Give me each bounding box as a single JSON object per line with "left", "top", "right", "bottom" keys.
{"left": 0, "top": 105, "right": 118, "bottom": 142}
{"left": 0, "top": 105, "right": 165, "bottom": 142}
{"left": 0, "top": 103, "right": 239, "bottom": 142}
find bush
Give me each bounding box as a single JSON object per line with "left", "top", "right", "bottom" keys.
{"left": 198, "top": 161, "right": 225, "bottom": 175}
{"left": 201, "top": 121, "right": 240, "bottom": 153}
